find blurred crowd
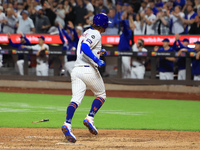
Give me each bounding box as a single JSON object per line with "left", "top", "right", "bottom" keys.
{"left": 0, "top": 0, "right": 200, "bottom": 35}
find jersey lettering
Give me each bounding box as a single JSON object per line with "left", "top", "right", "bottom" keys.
{"left": 86, "top": 39, "right": 93, "bottom": 45}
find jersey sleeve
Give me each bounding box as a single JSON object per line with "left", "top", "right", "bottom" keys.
{"left": 82, "top": 31, "right": 100, "bottom": 50}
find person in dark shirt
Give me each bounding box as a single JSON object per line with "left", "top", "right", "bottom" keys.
{"left": 34, "top": 9, "right": 51, "bottom": 33}
{"left": 7, "top": 32, "right": 31, "bottom": 75}
{"left": 191, "top": 41, "right": 200, "bottom": 80}
{"left": 154, "top": 38, "right": 176, "bottom": 80}
{"left": 75, "top": 0, "right": 88, "bottom": 26}
{"left": 58, "top": 21, "right": 78, "bottom": 76}
{"left": 173, "top": 34, "right": 193, "bottom": 80}
{"left": 189, "top": 15, "right": 200, "bottom": 35}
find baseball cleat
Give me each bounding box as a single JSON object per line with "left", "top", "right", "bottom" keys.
{"left": 83, "top": 115, "right": 98, "bottom": 135}
{"left": 61, "top": 122, "right": 76, "bottom": 143}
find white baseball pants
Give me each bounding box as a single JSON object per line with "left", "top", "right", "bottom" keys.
{"left": 159, "top": 72, "right": 174, "bottom": 80}
{"left": 70, "top": 66, "right": 106, "bottom": 106}
{"left": 178, "top": 69, "right": 186, "bottom": 80}
{"left": 131, "top": 65, "right": 145, "bottom": 79}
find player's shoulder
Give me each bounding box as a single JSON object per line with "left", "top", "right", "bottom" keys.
{"left": 86, "top": 28, "right": 101, "bottom": 39}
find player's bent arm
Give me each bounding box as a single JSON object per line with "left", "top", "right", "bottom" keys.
{"left": 81, "top": 43, "right": 105, "bottom": 67}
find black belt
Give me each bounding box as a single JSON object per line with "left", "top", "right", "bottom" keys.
{"left": 132, "top": 65, "right": 143, "bottom": 68}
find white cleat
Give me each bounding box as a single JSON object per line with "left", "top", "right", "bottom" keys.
{"left": 83, "top": 115, "right": 98, "bottom": 135}
{"left": 61, "top": 122, "right": 76, "bottom": 143}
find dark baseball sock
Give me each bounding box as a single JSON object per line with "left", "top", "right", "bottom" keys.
{"left": 88, "top": 97, "right": 105, "bottom": 117}
{"left": 66, "top": 102, "right": 78, "bottom": 124}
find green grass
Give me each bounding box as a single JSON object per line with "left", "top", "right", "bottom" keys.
{"left": 0, "top": 92, "right": 199, "bottom": 131}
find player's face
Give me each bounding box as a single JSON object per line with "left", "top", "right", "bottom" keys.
{"left": 38, "top": 38, "right": 44, "bottom": 45}
{"left": 183, "top": 42, "right": 189, "bottom": 47}
{"left": 195, "top": 44, "right": 200, "bottom": 51}
{"left": 162, "top": 42, "right": 169, "bottom": 47}
{"left": 21, "top": 38, "right": 25, "bottom": 44}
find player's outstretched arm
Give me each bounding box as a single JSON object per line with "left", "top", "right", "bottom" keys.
{"left": 81, "top": 43, "right": 105, "bottom": 67}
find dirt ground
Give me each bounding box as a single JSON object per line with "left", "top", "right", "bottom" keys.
{"left": 0, "top": 87, "right": 200, "bottom": 150}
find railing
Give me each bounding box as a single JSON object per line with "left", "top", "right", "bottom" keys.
{"left": 0, "top": 49, "right": 199, "bottom": 86}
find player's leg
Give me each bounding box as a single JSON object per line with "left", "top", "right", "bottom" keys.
{"left": 166, "top": 72, "right": 174, "bottom": 80}
{"left": 41, "top": 63, "right": 49, "bottom": 76}
{"left": 178, "top": 69, "right": 186, "bottom": 80}
{"left": 130, "top": 67, "right": 137, "bottom": 79}
{"left": 83, "top": 68, "right": 106, "bottom": 135}
{"left": 62, "top": 67, "right": 87, "bottom": 143}
{"left": 159, "top": 72, "right": 166, "bottom": 80}
{"left": 16, "top": 60, "right": 24, "bottom": 75}
{"left": 136, "top": 66, "right": 145, "bottom": 79}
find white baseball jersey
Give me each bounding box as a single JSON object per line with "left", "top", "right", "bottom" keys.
{"left": 75, "top": 28, "right": 101, "bottom": 67}
{"left": 70, "top": 28, "right": 106, "bottom": 106}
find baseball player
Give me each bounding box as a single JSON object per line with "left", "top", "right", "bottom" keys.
{"left": 172, "top": 34, "right": 193, "bottom": 80}
{"left": 118, "top": 11, "right": 133, "bottom": 78}
{"left": 22, "top": 36, "right": 49, "bottom": 76}
{"left": 154, "top": 38, "right": 176, "bottom": 80}
{"left": 61, "top": 13, "right": 110, "bottom": 143}
{"left": 58, "top": 21, "right": 78, "bottom": 76}
{"left": 7, "top": 32, "right": 31, "bottom": 75}
{"left": 131, "top": 39, "right": 147, "bottom": 79}
{"left": 191, "top": 41, "right": 200, "bottom": 80}
{"left": 0, "top": 47, "right": 2, "bottom": 68}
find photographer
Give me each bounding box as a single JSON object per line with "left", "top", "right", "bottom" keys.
{"left": 130, "top": 39, "right": 147, "bottom": 79}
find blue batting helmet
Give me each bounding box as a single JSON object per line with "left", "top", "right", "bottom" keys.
{"left": 93, "top": 13, "right": 111, "bottom": 29}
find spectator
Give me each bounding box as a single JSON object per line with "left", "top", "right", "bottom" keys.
{"left": 64, "top": 0, "right": 70, "bottom": 15}
{"left": 114, "top": 1, "right": 123, "bottom": 34}
{"left": 131, "top": 13, "right": 143, "bottom": 35}
{"left": 75, "top": 0, "right": 88, "bottom": 26}
{"left": 84, "top": 0, "right": 94, "bottom": 21}
{"left": 33, "top": 0, "right": 42, "bottom": 11}
{"left": 106, "top": 0, "right": 114, "bottom": 10}
{"left": 154, "top": 38, "right": 176, "bottom": 80}
{"left": 7, "top": 32, "right": 31, "bottom": 75}
{"left": 70, "top": 0, "right": 77, "bottom": 7}
{"left": 181, "top": 4, "right": 198, "bottom": 34}
{"left": 122, "top": 3, "right": 129, "bottom": 12}
{"left": 93, "top": 0, "right": 100, "bottom": 15}
{"left": 16, "top": 10, "right": 35, "bottom": 34}
{"left": 13, "top": 1, "right": 18, "bottom": 12}
{"left": 43, "top": 1, "right": 56, "bottom": 27}
{"left": 64, "top": 2, "right": 76, "bottom": 24}
{"left": 192, "top": 41, "right": 200, "bottom": 80}
{"left": 174, "top": 0, "right": 186, "bottom": 7}
{"left": 34, "top": 9, "right": 51, "bottom": 33}
{"left": 194, "top": 0, "right": 200, "bottom": 12}
{"left": 182, "top": 0, "right": 193, "bottom": 14}
{"left": 22, "top": 36, "right": 49, "bottom": 76}
{"left": 2, "top": 8, "right": 17, "bottom": 34}
{"left": 102, "top": 8, "right": 118, "bottom": 35}
{"left": 173, "top": 34, "right": 193, "bottom": 80}
{"left": 141, "top": 7, "right": 156, "bottom": 35}
{"left": 16, "top": 3, "right": 24, "bottom": 16}
{"left": 54, "top": 2, "right": 65, "bottom": 27}
{"left": 149, "top": 0, "right": 159, "bottom": 15}
{"left": 139, "top": 1, "right": 147, "bottom": 14}
{"left": 58, "top": 21, "right": 78, "bottom": 76}
{"left": 0, "top": 6, "right": 6, "bottom": 33}
{"left": 98, "top": 0, "right": 109, "bottom": 14}
{"left": 170, "top": 5, "right": 185, "bottom": 34}
{"left": 154, "top": 9, "right": 170, "bottom": 35}
{"left": 128, "top": 4, "right": 136, "bottom": 21}
{"left": 118, "top": 11, "right": 133, "bottom": 78}
{"left": 189, "top": 15, "right": 200, "bottom": 34}
{"left": 131, "top": 39, "right": 147, "bottom": 79}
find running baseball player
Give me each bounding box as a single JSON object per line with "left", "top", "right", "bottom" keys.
{"left": 7, "top": 32, "right": 31, "bottom": 75}
{"left": 58, "top": 21, "right": 78, "bottom": 76}
{"left": 22, "top": 36, "right": 49, "bottom": 76}
{"left": 61, "top": 13, "right": 110, "bottom": 143}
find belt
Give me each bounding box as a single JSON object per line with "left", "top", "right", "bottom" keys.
{"left": 132, "top": 65, "right": 143, "bottom": 68}
{"left": 78, "top": 65, "right": 98, "bottom": 68}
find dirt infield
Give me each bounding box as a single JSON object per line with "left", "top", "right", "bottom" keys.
{"left": 0, "top": 128, "right": 200, "bottom": 150}
{"left": 0, "top": 87, "right": 200, "bottom": 150}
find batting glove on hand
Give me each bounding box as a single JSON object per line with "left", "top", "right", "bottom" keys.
{"left": 97, "top": 60, "right": 105, "bottom": 68}
{"left": 100, "top": 49, "right": 107, "bottom": 56}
